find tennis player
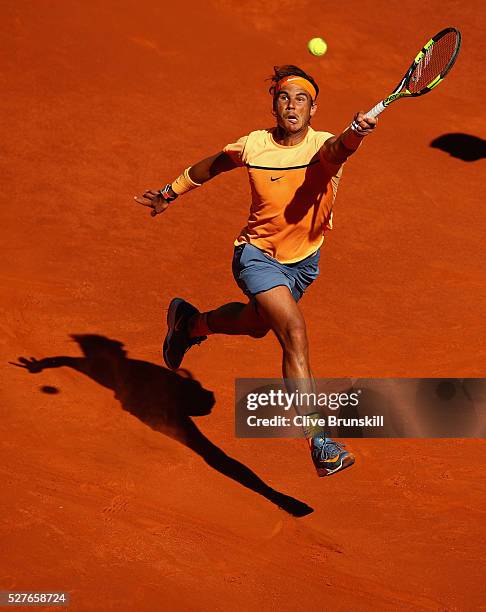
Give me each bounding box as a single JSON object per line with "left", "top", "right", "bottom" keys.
{"left": 135, "top": 65, "right": 377, "bottom": 477}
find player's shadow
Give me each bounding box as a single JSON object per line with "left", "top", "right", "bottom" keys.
{"left": 284, "top": 161, "right": 329, "bottom": 233}
{"left": 430, "top": 133, "right": 486, "bottom": 162}
{"left": 11, "top": 334, "right": 313, "bottom": 517}
{"left": 284, "top": 161, "right": 335, "bottom": 250}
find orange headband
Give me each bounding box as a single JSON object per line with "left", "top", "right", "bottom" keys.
{"left": 276, "top": 75, "right": 317, "bottom": 101}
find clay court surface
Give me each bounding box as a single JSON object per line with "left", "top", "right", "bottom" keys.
{"left": 2, "top": 1, "right": 486, "bottom": 610}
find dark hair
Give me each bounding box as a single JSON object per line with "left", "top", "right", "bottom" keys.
{"left": 268, "top": 64, "right": 319, "bottom": 100}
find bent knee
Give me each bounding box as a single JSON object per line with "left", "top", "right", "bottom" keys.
{"left": 279, "top": 321, "right": 308, "bottom": 349}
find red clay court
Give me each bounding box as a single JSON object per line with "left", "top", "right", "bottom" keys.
{"left": 1, "top": 1, "right": 485, "bottom": 610}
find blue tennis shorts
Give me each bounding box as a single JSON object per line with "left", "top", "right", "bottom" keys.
{"left": 232, "top": 243, "right": 320, "bottom": 302}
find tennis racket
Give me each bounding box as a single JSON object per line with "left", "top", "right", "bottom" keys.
{"left": 352, "top": 27, "right": 461, "bottom": 129}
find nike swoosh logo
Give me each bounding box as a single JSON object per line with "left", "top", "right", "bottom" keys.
{"left": 270, "top": 176, "right": 283, "bottom": 182}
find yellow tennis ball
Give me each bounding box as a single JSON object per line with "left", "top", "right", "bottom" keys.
{"left": 307, "top": 37, "right": 327, "bottom": 57}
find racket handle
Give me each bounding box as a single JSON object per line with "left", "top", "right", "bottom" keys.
{"left": 364, "top": 101, "right": 386, "bottom": 119}
{"left": 351, "top": 100, "right": 386, "bottom": 132}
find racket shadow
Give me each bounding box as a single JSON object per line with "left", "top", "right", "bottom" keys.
{"left": 430, "top": 133, "right": 486, "bottom": 162}
{"left": 12, "top": 333, "right": 313, "bottom": 518}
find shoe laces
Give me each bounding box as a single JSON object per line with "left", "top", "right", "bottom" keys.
{"left": 313, "top": 435, "right": 346, "bottom": 460}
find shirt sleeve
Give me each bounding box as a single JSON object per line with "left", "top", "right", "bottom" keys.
{"left": 223, "top": 135, "right": 248, "bottom": 167}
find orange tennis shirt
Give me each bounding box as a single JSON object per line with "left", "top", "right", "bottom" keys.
{"left": 223, "top": 127, "right": 343, "bottom": 264}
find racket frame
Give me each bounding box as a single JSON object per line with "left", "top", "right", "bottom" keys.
{"left": 352, "top": 27, "right": 462, "bottom": 128}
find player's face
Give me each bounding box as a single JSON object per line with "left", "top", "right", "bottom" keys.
{"left": 274, "top": 84, "right": 317, "bottom": 133}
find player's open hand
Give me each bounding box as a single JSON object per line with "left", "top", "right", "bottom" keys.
{"left": 134, "top": 190, "right": 170, "bottom": 217}
{"left": 10, "top": 357, "right": 43, "bottom": 373}
{"left": 351, "top": 112, "right": 378, "bottom": 136}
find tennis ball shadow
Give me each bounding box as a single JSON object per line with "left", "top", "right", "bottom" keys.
{"left": 416, "top": 379, "right": 478, "bottom": 436}
{"left": 40, "top": 385, "right": 60, "bottom": 394}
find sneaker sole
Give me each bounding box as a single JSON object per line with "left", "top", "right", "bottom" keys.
{"left": 163, "top": 297, "right": 185, "bottom": 370}
{"left": 316, "top": 453, "right": 355, "bottom": 477}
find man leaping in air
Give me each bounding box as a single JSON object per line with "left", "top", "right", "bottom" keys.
{"left": 135, "top": 65, "right": 377, "bottom": 477}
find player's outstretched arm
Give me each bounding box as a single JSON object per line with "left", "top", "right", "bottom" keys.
{"left": 10, "top": 356, "right": 76, "bottom": 372}
{"left": 321, "top": 112, "right": 378, "bottom": 165}
{"left": 134, "top": 151, "right": 237, "bottom": 217}
{"left": 188, "top": 151, "right": 238, "bottom": 183}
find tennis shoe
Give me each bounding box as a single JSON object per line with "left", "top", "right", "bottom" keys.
{"left": 309, "top": 434, "right": 355, "bottom": 477}
{"left": 163, "top": 298, "right": 206, "bottom": 370}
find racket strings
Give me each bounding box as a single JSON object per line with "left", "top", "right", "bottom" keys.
{"left": 409, "top": 31, "right": 459, "bottom": 93}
